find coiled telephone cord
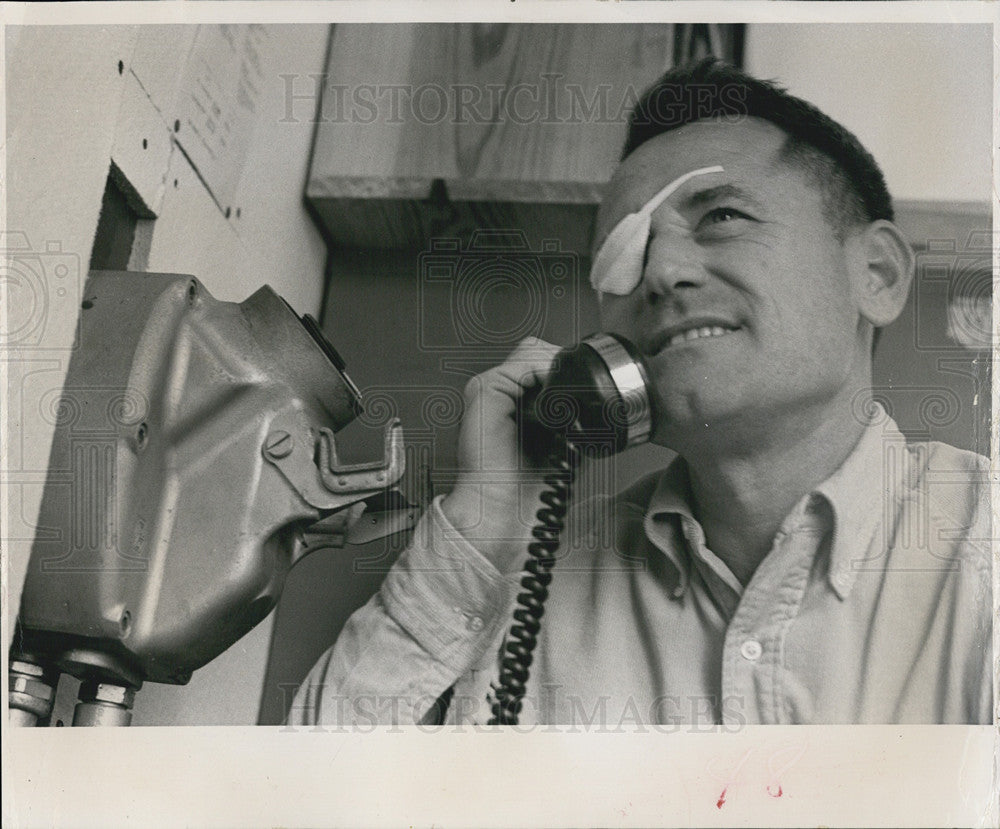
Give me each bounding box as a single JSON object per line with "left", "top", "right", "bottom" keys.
{"left": 488, "top": 429, "right": 581, "bottom": 725}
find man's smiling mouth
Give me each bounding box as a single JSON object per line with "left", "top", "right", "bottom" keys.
{"left": 667, "top": 325, "right": 738, "bottom": 347}
{"left": 646, "top": 322, "right": 741, "bottom": 355}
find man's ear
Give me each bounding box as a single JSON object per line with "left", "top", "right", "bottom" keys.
{"left": 851, "top": 220, "right": 915, "bottom": 327}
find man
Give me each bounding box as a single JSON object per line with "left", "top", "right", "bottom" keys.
{"left": 291, "top": 60, "right": 993, "bottom": 726}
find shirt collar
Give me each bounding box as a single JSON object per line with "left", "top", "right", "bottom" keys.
{"left": 642, "top": 458, "right": 696, "bottom": 598}
{"left": 640, "top": 403, "right": 906, "bottom": 601}
{"left": 813, "top": 403, "right": 911, "bottom": 600}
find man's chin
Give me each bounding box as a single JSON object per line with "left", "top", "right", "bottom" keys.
{"left": 650, "top": 383, "right": 747, "bottom": 427}
{"left": 650, "top": 399, "right": 746, "bottom": 449}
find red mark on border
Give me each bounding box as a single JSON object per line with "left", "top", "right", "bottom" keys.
{"left": 709, "top": 740, "right": 805, "bottom": 809}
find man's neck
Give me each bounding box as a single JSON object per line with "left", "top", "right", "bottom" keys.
{"left": 681, "top": 395, "right": 871, "bottom": 587}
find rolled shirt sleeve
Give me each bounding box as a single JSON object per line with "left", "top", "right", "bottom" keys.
{"left": 288, "top": 496, "right": 514, "bottom": 726}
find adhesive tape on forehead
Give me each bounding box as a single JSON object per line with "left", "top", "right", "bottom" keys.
{"left": 591, "top": 165, "right": 725, "bottom": 296}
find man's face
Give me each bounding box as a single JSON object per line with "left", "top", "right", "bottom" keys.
{"left": 595, "top": 117, "right": 872, "bottom": 448}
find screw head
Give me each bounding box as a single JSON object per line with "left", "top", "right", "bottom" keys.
{"left": 264, "top": 431, "right": 293, "bottom": 459}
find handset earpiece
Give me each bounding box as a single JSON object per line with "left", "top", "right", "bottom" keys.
{"left": 533, "top": 332, "right": 653, "bottom": 453}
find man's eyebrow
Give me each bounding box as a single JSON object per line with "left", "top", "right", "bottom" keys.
{"left": 680, "top": 183, "right": 765, "bottom": 212}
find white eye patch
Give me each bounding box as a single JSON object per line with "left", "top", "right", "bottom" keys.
{"left": 590, "top": 166, "right": 725, "bottom": 296}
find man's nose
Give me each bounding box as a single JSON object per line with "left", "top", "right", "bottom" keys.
{"left": 640, "top": 215, "right": 704, "bottom": 298}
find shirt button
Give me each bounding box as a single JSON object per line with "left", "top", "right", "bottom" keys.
{"left": 740, "top": 639, "right": 763, "bottom": 661}
{"left": 467, "top": 616, "right": 485, "bottom": 632}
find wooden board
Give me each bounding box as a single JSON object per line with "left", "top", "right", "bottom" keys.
{"left": 307, "top": 23, "right": 691, "bottom": 250}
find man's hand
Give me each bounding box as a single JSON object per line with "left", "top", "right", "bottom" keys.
{"left": 440, "top": 337, "right": 562, "bottom": 573}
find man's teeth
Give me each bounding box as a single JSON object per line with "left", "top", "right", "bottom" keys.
{"left": 668, "top": 326, "right": 733, "bottom": 347}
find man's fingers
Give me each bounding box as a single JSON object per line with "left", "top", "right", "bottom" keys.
{"left": 506, "top": 335, "right": 562, "bottom": 364}
{"left": 493, "top": 336, "right": 562, "bottom": 391}
{"left": 461, "top": 337, "right": 562, "bottom": 407}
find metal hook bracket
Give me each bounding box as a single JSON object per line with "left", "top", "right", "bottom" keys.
{"left": 262, "top": 412, "right": 406, "bottom": 513}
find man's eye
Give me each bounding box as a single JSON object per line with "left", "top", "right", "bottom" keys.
{"left": 699, "top": 207, "right": 750, "bottom": 227}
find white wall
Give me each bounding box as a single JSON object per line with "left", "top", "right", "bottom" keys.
{"left": 745, "top": 23, "right": 992, "bottom": 205}
{"left": 5, "top": 24, "right": 331, "bottom": 725}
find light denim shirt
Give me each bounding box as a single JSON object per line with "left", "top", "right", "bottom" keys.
{"left": 290, "top": 410, "right": 994, "bottom": 726}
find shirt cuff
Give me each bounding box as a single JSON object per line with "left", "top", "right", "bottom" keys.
{"left": 379, "top": 495, "right": 516, "bottom": 674}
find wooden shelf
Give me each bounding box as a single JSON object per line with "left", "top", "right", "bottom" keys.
{"left": 306, "top": 23, "right": 687, "bottom": 252}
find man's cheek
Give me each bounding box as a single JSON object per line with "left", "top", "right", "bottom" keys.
{"left": 596, "top": 295, "right": 641, "bottom": 338}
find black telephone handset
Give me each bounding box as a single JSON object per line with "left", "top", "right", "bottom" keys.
{"left": 489, "top": 333, "right": 654, "bottom": 724}
{"left": 527, "top": 332, "right": 654, "bottom": 455}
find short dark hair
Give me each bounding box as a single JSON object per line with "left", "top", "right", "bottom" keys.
{"left": 622, "top": 58, "right": 894, "bottom": 240}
